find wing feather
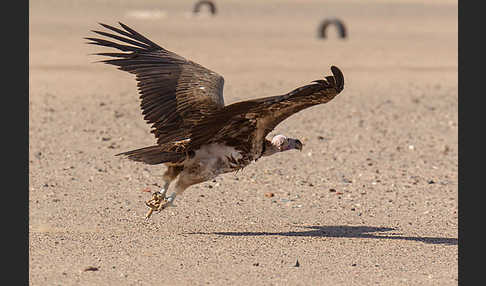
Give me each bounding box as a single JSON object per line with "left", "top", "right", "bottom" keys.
{"left": 165, "top": 66, "right": 344, "bottom": 152}
{"left": 86, "top": 22, "right": 225, "bottom": 147}
{"left": 242, "top": 65, "right": 344, "bottom": 137}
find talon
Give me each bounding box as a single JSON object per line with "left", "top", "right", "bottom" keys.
{"left": 144, "top": 191, "right": 166, "bottom": 218}
{"left": 156, "top": 197, "right": 174, "bottom": 211}
{"left": 145, "top": 208, "right": 154, "bottom": 219}
{"left": 144, "top": 190, "right": 177, "bottom": 218}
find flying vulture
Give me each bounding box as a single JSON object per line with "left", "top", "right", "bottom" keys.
{"left": 86, "top": 22, "right": 344, "bottom": 218}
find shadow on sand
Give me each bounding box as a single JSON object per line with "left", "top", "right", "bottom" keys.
{"left": 188, "top": 225, "right": 457, "bottom": 245}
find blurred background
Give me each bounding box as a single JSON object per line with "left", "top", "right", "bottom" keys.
{"left": 30, "top": 0, "right": 457, "bottom": 100}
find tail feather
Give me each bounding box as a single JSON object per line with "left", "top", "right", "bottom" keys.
{"left": 116, "top": 145, "right": 186, "bottom": 165}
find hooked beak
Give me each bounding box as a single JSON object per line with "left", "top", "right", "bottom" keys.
{"left": 295, "top": 139, "right": 303, "bottom": 152}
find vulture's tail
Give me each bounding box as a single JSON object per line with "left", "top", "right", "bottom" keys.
{"left": 116, "top": 146, "right": 187, "bottom": 165}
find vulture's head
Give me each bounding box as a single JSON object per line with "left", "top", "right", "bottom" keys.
{"left": 271, "top": 134, "right": 303, "bottom": 152}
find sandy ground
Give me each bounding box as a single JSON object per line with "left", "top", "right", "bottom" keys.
{"left": 29, "top": 0, "right": 458, "bottom": 285}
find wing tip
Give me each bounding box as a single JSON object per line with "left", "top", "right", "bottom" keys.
{"left": 330, "top": 65, "right": 344, "bottom": 92}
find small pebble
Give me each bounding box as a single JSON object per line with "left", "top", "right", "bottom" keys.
{"left": 83, "top": 266, "right": 99, "bottom": 272}
{"left": 264, "top": 192, "right": 274, "bottom": 198}
{"left": 443, "top": 145, "right": 450, "bottom": 154}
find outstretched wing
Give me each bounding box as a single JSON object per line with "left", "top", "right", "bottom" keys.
{"left": 85, "top": 22, "right": 225, "bottom": 146}
{"left": 159, "top": 66, "right": 344, "bottom": 153}
{"left": 212, "top": 66, "right": 344, "bottom": 149}
{"left": 237, "top": 65, "right": 344, "bottom": 137}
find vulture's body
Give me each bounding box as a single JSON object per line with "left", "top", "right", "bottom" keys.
{"left": 86, "top": 22, "right": 344, "bottom": 217}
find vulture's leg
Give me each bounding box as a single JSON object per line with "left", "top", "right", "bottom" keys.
{"left": 145, "top": 165, "right": 184, "bottom": 218}
{"left": 157, "top": 165, "right": 183, "bottom": 198}
{"left": 158, "top": 169, "right": 206, "bottom": 210}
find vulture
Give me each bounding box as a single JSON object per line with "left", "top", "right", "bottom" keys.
{"left": 86, "top": 22, "right": 344, "bottom": 218}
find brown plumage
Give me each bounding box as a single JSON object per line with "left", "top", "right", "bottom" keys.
{"left": 86, "top": 22, "right": 344, "bottom": 217}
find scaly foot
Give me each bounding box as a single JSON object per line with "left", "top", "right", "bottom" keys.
{"left": 145, "top": 191, "right": 175, "bottom": 219}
